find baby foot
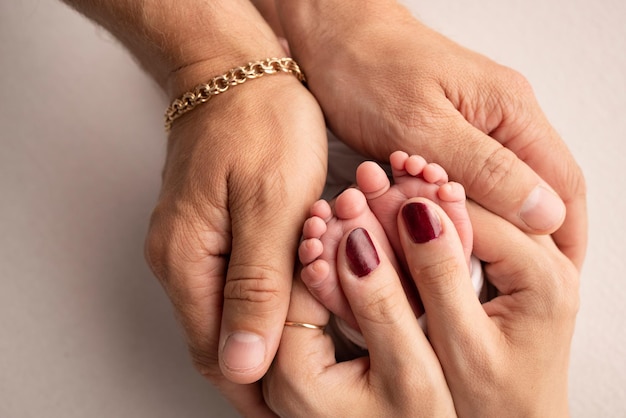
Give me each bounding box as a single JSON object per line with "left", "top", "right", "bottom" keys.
{"left": 300, "top": 152, "right": 477, "bottom": 338}
{"left": 299, "top": 188, "right": 403, "bottom": 330}
{"left": 356, "top": 151, "right": 473, "bottom": 267}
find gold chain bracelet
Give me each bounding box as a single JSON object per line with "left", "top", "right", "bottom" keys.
{"left": 164, "top": 57, "right": 306, "bottom": 132}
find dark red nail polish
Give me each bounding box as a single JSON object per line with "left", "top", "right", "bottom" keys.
{"left": 402, "top": 202, "right": 441, "bottom": 243}
{"left": 346, "top": 228, "right": 380, "bottom": 277}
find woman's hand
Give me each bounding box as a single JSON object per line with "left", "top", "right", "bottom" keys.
{"left": 263, "top": 228, "right": 456, "bottom": 417}
{"left": 265, "top": 196, "right": 578, "bottom": 417}
{"left": 277, "top": 0, "right": 587, "bottom": 269}
{"left": 397, "top": 198, "right": 578, "bottom": 417}
{"left": 145, "top": 73, "right": 327, "bottom": 416}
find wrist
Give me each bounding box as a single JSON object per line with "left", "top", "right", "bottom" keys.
{"left": 165, "top": 58, "right": 306, "bottom": 131}
{"left": 165, "top": 64, "right": 314, "bottom": 137}
{"left": 165, "top": 48, "right": 289, "bottom": 101}
{"left": 147, "top": 1, "right": 287, "bottom": 95}
{"left": 64, "top": 0, "right": 286, "bottom": 92}
{"left": 274, "top": 0, "right": 408, "bottom": 64}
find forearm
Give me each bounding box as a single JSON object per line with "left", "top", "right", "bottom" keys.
{"left": 62, "top": 0, "right": 285, "bottom": 97}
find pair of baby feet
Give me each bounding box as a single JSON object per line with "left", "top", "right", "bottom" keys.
{"left": 298, "top": 151, "right": 476, "bottom": 334}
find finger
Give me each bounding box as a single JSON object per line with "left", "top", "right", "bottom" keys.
{"left": 481, "top": 72, "right": 588, "bottom": 269}
{"left": 144, "top": 216, "right": 281, "bottom": 416}
{"left": 336, "top": 227, "right": 445, "bottom": 384}
{"left": 494, "top": 106, "right": 587, "bottom": 269}
{"left": 264, "top": 275, "right": 360, "bottom": 417}
{"left": 467, "top": 200, "right": 580, "bottom": 317}
{"left": 396, "top": 198, "right": 490, "bottom": 355}
{"left": 144, "top": 207, "right": 228, "bottom": 381}
{"left": 428, "top": 115, "right": 566, "bottom": 237}
{"left": 278, "top": 274, "right": 332, "bottom": 369}
{"left": 219, "top": 197, "right": 306, "bottom": 384}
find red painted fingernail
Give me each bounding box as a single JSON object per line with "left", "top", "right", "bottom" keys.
{"left": 402, "top": 202, "right": 441, "bottom": 243}
{"left": 346, "top": 228, "right": 380, "bottom": 277}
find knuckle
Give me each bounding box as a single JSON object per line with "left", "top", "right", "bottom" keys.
{"left": 501, "top": 68, "right": 534, "bottom": 98}
{"left": 144, "top": 239, "right": 164, "bottom": 281}
{"left": 143, "top": 198, "right": 229, "bottom": 284}
{"left": 543, "top": 143, "right": 587, "bottom": 205}
{"left": 356, "top": 284, "right": 406, "bottom": 327}
{"left": 412, "top": 256, "right": 464, "bottom": 298}
{"left": 144, "top": 206, "right": 168, "bottom": 276}
{"left": 467, "top": 146, "right": 519, "bottom": 202}
{"left": 565, "top": 160, "right": 588, "bottom": 201}
{"left": 143, "top": 210, "right": 187, "bottom": 289}
{"left": 224, "top": 264, "right": 283, "bottom": 308}
{"left": 550, "top": 262, "right": 580, "bottom": 319}
{"left": 525, "top": 254, "right": 580, "bottom": 321}
{"left": 143, "top": 215, "right": 192, "bottom": 285}
{"left": 188, "top": 343, "right": 221, "bottom": 382}
{"left": 489, "top": 68, "right": 536, "bottom": 124}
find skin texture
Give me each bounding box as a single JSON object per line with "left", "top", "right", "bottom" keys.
{"left": 275, "top": 0, "right": 587, "bottom": 268}
{"left": 297, "top": 153, "right": 472, "bottom": 331}
{"left": 62, "top": 1, "right": 327, "bottom": 416}
{"left": 62, "top": 0, "right": 585, "bottom": 416}
{"left": 264, "top": 235, "right": 457, "bottom": 418}
{"left": 265, "top": 198, "right": 577, "bottom": 417}
{"left": 147, "top": 76, "right": 327, "bottom": 416}
{"left": 404, "top": 199, "right": 577, "bottom": 417}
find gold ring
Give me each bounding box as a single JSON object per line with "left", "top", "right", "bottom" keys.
{"left": 284, "top": 321, "right": 326, "bottom": 330}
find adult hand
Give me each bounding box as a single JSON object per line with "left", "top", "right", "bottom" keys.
{"left": 397, "top": 198, "right": 578, "bottom": 417}
{"left": 265, "top": 196, "right": 578, "bottom": 417}
{"left": 263, "top": 231, "right": 456, "bottom": 417}
{"left": 276, "top": 0, "right": 587, "bottom": 268}
{"left": 145, "top": 70, "right": 327, "bottom": 416}
{"left": 61, "top": 0, "right": 329, "bottom": 415}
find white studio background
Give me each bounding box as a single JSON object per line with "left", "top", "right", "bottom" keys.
{"left": 1, "top": 0, "right": 624, "bottom": 417}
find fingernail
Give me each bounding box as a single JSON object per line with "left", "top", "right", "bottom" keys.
{"left": 222, "top": 332, "right": 265, "bottom": 372}
{"left": 402, "top": 201, "right": 441, "bottom": 243}
{"left": 519, "top": 185, "right": 565, "bottom": 231}
{"left": 346, "top": 228, "right": 380, "bottom": 277}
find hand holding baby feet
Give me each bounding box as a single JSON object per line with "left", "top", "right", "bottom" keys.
{"left": 298, "top": 188, "right": 403, "bottom": 330}
{"left": 356, "top": 151, "right": 473, "bottom": 266}
{"left": 299, "top": 152, "right": 485, "bottom": 349}
{"left": 395, "top": 198, "right": 578, "bottom": 417}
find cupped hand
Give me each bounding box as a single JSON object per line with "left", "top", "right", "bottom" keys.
{"left": 263, "top": 229, "right": 456, "bottom": 417}
{"left": 144, "top": 73, "right": 327, "bottom": 416}
{"left": 397, "top": 197, "right": 578, "bottom": 417}
{"left": 278, "top": 1, "right": 587, "bottom": 268}
{"left": 265, "top": 195, "right": 578, "bottom": 417}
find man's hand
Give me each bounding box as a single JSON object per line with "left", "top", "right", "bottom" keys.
{"left": 145, "top": 74, "right": 327, "bottom": 416}
{"left": 277, "top": 0, "right": 587, "bottom": 268}
{"left": 60, "top": 0, "right": 329, "bottom": 415}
